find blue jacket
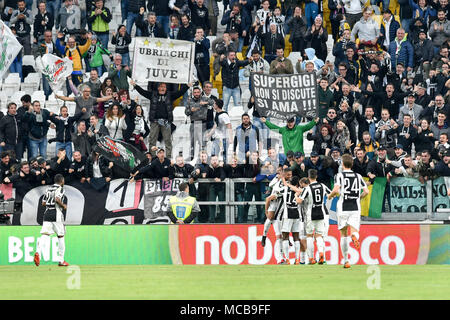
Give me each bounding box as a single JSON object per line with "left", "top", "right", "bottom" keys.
{"left": 378, "top": 18, "right": 401, "bottom": 48}
{"left": 409, "top": 0, "right": 436, "bottom": 26}
{"left": 388, "top": 37, "right": 414, "bottom": 69}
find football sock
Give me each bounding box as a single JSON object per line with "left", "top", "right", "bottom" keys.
{"left": 307, "top": 237, "right": 314, "bottom": 261}
{"left": 316, "top": 236, "right": 325, "bottom": 254}
{"left": 37, "top": 234, "right": 50, "bottom": 257}
{"left": 352, "top": 232, "right": 360, "bottom": 240}
{"left": 294, "top": 241, "right": 300, "bottom": 260}
{"left": 300, "top": 251, "right": 306, "bottom": 263}
{"left": 263, "top": 218, "right": 272, "bottom": 237}
{"left": 282, "top": 240, "right": 290, "bottom": 261}
{"left": 58, "top": 236, "right": 65, "bottom": 263}
{"left": 276, "top": 238, "right": 283, "bottom": 261}
{"left": 340, "top": 236, "right": 349, "bottom": 263}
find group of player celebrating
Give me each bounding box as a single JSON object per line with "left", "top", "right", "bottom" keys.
{"left": 262, "top": 154, "right": 369, "bottom": 268}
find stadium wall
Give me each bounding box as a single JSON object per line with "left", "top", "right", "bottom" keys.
{"left": 1, "top": 224, "right": 449, "bottom": 265}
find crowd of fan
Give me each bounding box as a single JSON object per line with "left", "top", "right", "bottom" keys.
{"left": 0, "top": 0, "right": 450, "bottom": 222}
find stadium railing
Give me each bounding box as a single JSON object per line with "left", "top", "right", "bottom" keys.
{"left": 192, "top": 177, "right": 450, "bottom": 223}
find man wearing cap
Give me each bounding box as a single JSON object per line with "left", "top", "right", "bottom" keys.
{"left": 262, "top": 116, "right": 319, "bottom": 155}
{"left": 434, "top": 150, "right": 450, "bottom": 177}
{"left": 303, "top": 151, "right": 334, "bottom": 186}
{"left": 138, "top": 148, "right": 174, "bottom": 181}
{"left": 413, "top": 29, "right": 435, "bottom": 77}
{"left": 378, "top": 9, "right": 400, "bottom": 51}
{"left": 387, "top": 144, "right": 408, "bottom": 168}
{"left": 290, "top": 151, "right": 307, "bottom": 178}
{"left": 398, "top": 93, "right": 423, "bottom": 126}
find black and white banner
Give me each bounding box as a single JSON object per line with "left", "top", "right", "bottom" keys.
{"left": 251, "top": 73, "right": 318, "bottom": 120}
{"left": 13, "top": 179, "right": 184, "bottom": 225}
{"left": 132, "top": 37, "right": 195, "bottom": 84}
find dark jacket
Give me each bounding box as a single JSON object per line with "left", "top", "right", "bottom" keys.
{"left": 414, "top": 38, "right": 435, "bottom": 64}
{"left": 177, "top": 23, "right": 196, "bottom": 41}
{"left": 141, "top": 158, "right": 174, "bottom": 179}
{"left": 128, "top": 0, "right": 146, "bottom": 13}
{"left": 33, "top": 11, "right": 54, "bottom": 41}
{"left": 352, "top": 156, "right": 370, "bottom": 177}
{"left": 414, "top": 128, "right": 436, "bottom": 153}
{"left": 260, "top": 31, "right": 285, "bottom": 56}
{"left": 136, "top": 15, "right": 167, "bottom": 38}
{"left": 0, "top": 113, "right": 21, "bottom": 146}
{"left": 111, "top": 29, "right": 132, "bottom": 54}
{"left": 134, "top": 84, "right": 188, "bottom": 123}
{"left": 23, "top": 109, "right": 52, "bottom": 140}
{"left": 367, "top": 157, "right": 394, "bottom": 180}
{"left": 220, "top": 57, "right": 250, "bottom": 89}
{"left": 147, "top": 0, "right": 171, "bottom": 16}
{"left": 50, "top": 112, "right": 84, "bottom": 143}
{"left": 188, "top": 1, "right": 211, "bottom": 33}
{"left": 287, "top": 15, "right": 307, "bottom": 41}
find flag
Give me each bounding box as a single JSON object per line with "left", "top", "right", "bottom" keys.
{"left": 360, "top": 177, "right": 387, "bottom": 218}
{"left": 36, "top": 53, "right": 73, "bottom": 91}
{"left": 326, "top": 177, "right": 387, "bottom": 221}
{"left": 0, "top": 20, "right": 23, "bottom": 78}
{"left": 94, "top": 136, "right": 146, "bottom": 173}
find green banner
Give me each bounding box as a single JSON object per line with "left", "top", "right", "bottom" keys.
{"left": 390, "top": 177, "right": 427, "bottom": 213}
{"left": 432, "top": 177, "right": 450, "bottom": 212}
{"left": 0, "top": 226, "right": 172, "bottom": 265}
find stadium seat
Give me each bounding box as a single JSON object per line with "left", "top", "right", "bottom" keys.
{"left": 3, "top": 74, "right": 21, "bottom": 97}
{"left": 22, "top": 55, "right": 36, "bottom": 69}
{"left": 173, "top": 106, "right": 186, "bottom": 121}
{"left": 31, "top": 91, "right": 46, "bottom": 107}
{"left": 10, "top": 91, "right": 26, "bottom": 105}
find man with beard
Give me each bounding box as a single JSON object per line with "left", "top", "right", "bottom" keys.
{"left": 185, "top": 87, "right": 211, "bottom": 160}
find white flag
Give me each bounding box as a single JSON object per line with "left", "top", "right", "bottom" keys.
{"left": 132, "top": 37, "right": 195, "bottom": 84}
{"left": 36, "top": 53, "right": 73, "bottom": 92}
{"left": 0, "top": 20, "right": 23, "bottom": 78}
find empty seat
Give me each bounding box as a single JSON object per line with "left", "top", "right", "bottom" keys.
{"left": 22, "top": 55, "right": 36, "bottom": 69}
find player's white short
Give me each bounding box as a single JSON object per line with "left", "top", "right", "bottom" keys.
{"left": 40, "top": 221, "right": 65, "bottom": 236}
{"left": 281, "top": 218, "right": 301, "bottom": 233}
{"left": 268, "top": 198, "right": 279, "bottom": 213}
{"left": 306, "top": 219, "right": 325, "bottom": 235}
{"left": 337, "top": 210, "right": 360, "bottom": 231}
{"left": 272, "top": 219, "right": 281, "bottom": 236}
{"left": 323, "top": 214, "right": 329, "bottom": 236}
{"left": 298, "top": 221, "right": 306, "bottom": 239}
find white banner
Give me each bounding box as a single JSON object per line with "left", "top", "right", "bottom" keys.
{"left": 36, "top": 53, "right": 73, "bottom": 91}
{"left": 132, "top": 37, "right": 195, "bottom": 84}
{"left": 0, "top": 20, "right": 23, "bottom": 78}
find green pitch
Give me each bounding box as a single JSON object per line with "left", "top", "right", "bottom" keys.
{"left": 1, "top": 265, "right": 449, "bottom": 300}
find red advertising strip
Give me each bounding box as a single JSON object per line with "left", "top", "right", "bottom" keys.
{"left": 177, "top": 225, "right": 423, "bottom": 265}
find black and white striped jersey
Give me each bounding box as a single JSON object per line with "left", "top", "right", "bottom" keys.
{"left": 42, "top": 184, "right": 65, "bottom": 222}
{"left": 334, "top": 170, "right": 367, "bottom": 212}
{"left": 300, "top": 182, "right": 331, "bottom": 220}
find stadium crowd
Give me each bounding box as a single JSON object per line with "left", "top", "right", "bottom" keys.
{"left": 0, "top": 0, "right": 449, "bottom": 223}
